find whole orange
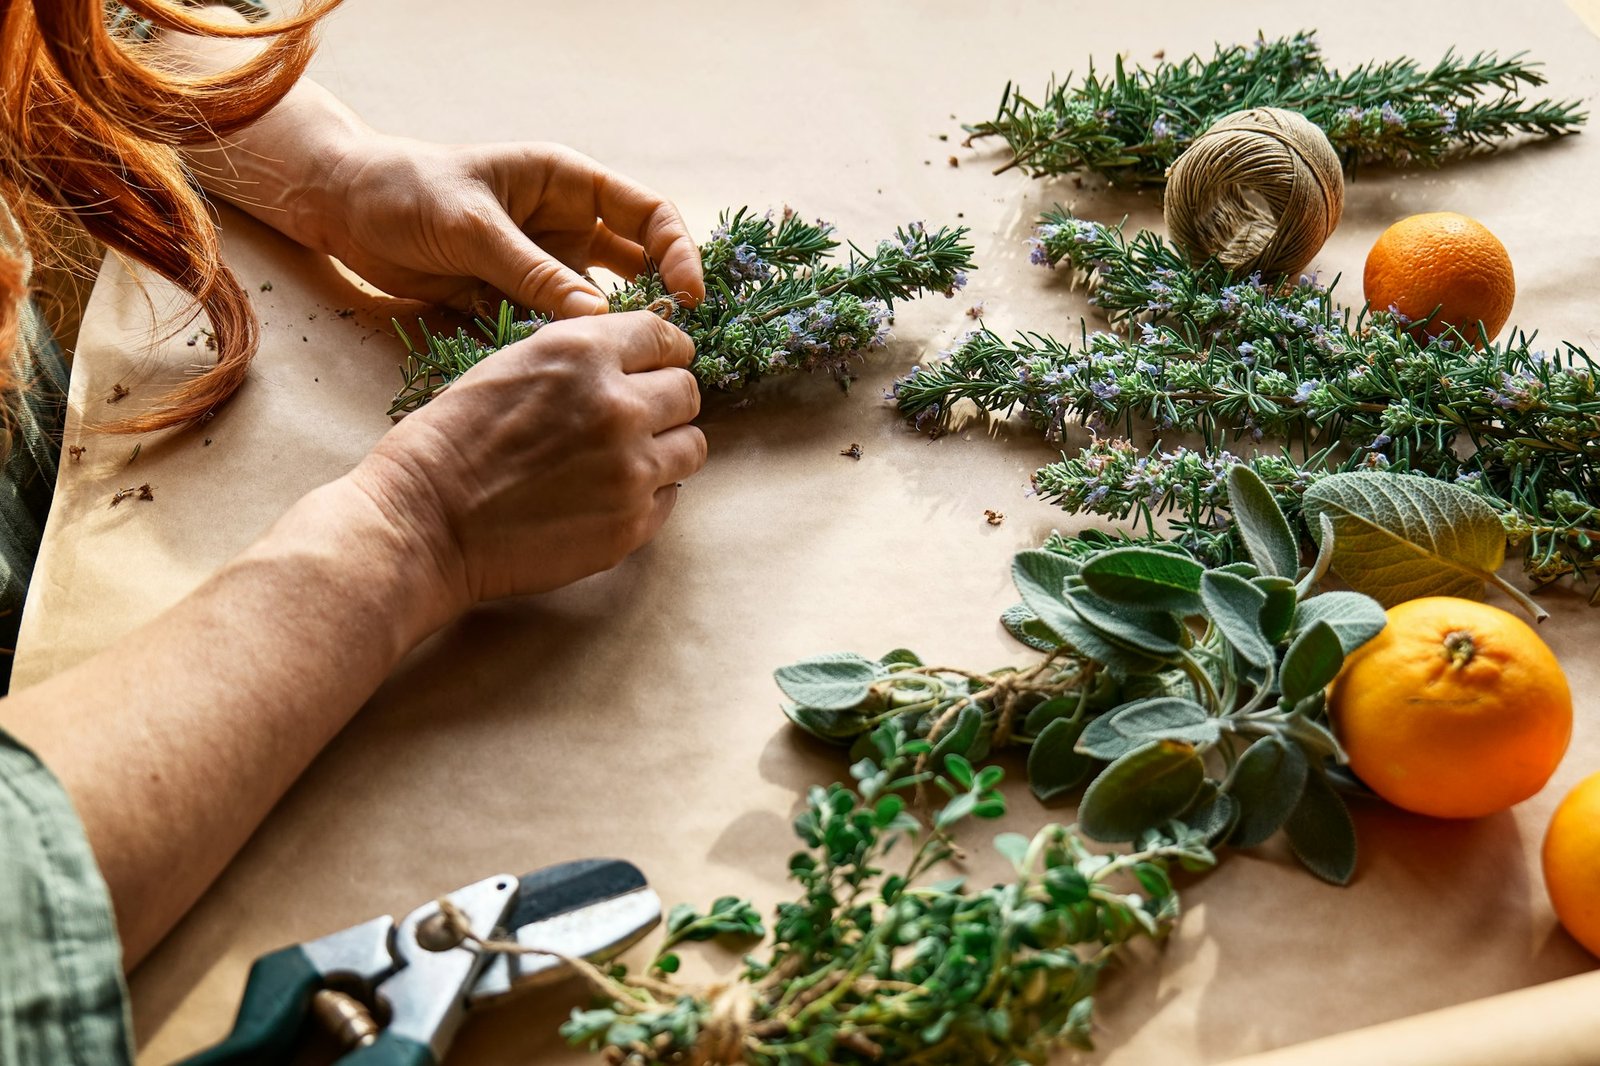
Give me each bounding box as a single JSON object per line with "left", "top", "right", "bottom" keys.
{"left": 1543, "top": 771, "right": 1600, "bottom": 958}
{"left": 1328, "top": 596, "right": 1571, "bottom": 819}
{"left": 1362, "top": 212, "right": 1515, "bottom": 341}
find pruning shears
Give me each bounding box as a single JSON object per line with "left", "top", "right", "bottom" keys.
{"left": 175, "top": 859, "right": 660, "bottom": 1066}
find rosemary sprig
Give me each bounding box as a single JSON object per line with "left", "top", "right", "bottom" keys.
{"left": 390, "top": 208, "right": 974, "bottom": 416}
{"left": 966, "top": 31, "right": 1585, "bottom": 184}
{"left": 562, "top": 722, "right": 1214, "bottom": 1065}
{"left": 892, "top": 208, "right": 1600, "bottom": 590}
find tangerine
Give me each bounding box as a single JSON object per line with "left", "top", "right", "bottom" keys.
{"left": 1328, "top": 596, "right": 1571, "bottom": 819}
{"left": 1362, "top": 212, "right": 1515, "bottom": 341}
{"left": 1543, "top": 771, "right": 1600, "bottom": 958}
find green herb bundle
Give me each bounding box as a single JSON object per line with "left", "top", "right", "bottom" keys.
{"left": 390, "top": 208, "right": 974, "bottom": 416}
{"left": 965, "top": 32, "right": 1584, "bottom": 184}
{"left": 562, "top": 723, "right": 1213, "bottom": 1065}
{"left": 778, "top": 468, "right": 1389, "bottom": 886}
{"left": 893, "top": 207, "right": 1600, "bottom": 599}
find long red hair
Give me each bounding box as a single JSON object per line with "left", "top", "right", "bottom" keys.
{"left": 0, "top": 0, "right": 339, "bottom": 434}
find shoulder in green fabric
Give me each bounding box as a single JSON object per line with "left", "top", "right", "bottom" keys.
{"left": 0, "top": 731, "right": 133, "bottom": 1064}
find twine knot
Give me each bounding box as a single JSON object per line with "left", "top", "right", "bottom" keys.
{"left": 1163, "top": 107, "right": 1344, "bottom": 279}
{"left": 690, "top": 983, "right": 755, "bottom": 1065}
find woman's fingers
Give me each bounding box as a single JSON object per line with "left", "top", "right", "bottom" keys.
{"left": 628, "top": 365, "right": 701, "bottom": 433}
{"left": 478, "top": 215, "right": 607, "bottom": 318}
{"left": 585, "top": 164, "right": 706, "bottom": 306}
{"left": 606, "top": 311, "right": 695, "bottom": 374}
{"left": 586, "top": 223, "right": 650, "bottom": 282}
{"left": 652, "top": 424, "right": 709, "bottom": 486}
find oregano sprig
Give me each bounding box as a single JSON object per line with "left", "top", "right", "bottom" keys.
{"left": 561, "top": 722, "right": 1213, "bottom": 1065}
{"left": 390, "top": 207, "right": 974, "bottom": 416}
{"left": 965, "top": 31, "right": 1585, "bottom": 184}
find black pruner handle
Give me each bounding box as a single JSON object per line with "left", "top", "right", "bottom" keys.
{"left": 173, "top": 945, "right": 323, "bottom": 1066}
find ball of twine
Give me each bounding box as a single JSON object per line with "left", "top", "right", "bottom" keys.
{"left": 1163, "top": 107, "right": 1344, "bottom": 279}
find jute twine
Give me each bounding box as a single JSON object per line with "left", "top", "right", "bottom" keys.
{"left": 431, "top": 898, "right": 756, "bottom": 1063}
{"left": 1163, "top": 107, "right": 1344, "bottom": 279}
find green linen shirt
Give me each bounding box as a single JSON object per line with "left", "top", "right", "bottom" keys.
{"left": 0, "top": 202, "right": 134, "bottom": 1065}
{"left": 2, "top": 4, "right": 270, "bottom": 1063}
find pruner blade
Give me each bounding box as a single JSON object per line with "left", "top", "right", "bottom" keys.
{"left": 470, "top": 858, "right": 661, "bottom": 1005}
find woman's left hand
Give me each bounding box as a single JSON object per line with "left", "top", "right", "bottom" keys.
{"left": 305, "top": 135, "right": 706, "bottom": 318}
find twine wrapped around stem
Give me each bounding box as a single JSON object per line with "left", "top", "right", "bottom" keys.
{"left": 1162, "top": 107, "right": 1344, "bottom": 279}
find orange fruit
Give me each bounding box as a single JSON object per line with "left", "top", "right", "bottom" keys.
{"left": 1328, "top": 596, "right": 1571, "bottom": 819}
{"left": 1544, "top": 771, "right": 1600, "bottom": 957}
{"left": 1362, "top": 212, "right": 1515, "bottom": 341}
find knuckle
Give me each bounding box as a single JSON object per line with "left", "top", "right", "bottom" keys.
{"left": 686, "top": 426, "right": 709, "bottom": 470}
{"left": 674, "top": 368, "right": 703, "bottom": 418}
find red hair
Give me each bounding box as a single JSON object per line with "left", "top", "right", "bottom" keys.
{"left": 0, "top": 0, "right": 339, "bottom": 434}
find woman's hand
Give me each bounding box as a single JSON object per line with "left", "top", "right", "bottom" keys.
{"left": 303, "top": 135, "right": 706, "bottom": 319}
{"left": 166, "top": 15, "right": 705, "bottom": 318}
{"left": 348, "top": 310, "right": 707, "bottom": 616}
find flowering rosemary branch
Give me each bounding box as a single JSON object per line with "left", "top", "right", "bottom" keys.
{"left": 892, "top": 209, "right": 1600, "bottom": 589}
{"left": 390, "top": 208, "right": 974, "bottom": 416}
{"left": 965, "top": 31, "right": 1585, "bottom": 184}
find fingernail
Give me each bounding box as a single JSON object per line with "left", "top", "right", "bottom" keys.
{"left": 562, "top": 291, "right": 608, "bottom": 317}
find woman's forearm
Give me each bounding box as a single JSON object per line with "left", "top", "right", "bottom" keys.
{"left": 162, "top": 7, "right": 364, "bottom": 257}
{"left": 0, "top": 476, "right": 458, "bottom": 966}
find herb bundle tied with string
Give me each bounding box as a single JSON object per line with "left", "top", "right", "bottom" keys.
{"left": 391, "top": 208, "right": 974, "bottom": 416}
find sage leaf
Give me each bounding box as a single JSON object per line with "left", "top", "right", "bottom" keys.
{"left": 782, "top": 704, "right": 871, "bottom": 743}
{"left": 1012, "top": 550, "right": 1079, "bottom": 630}
{"left": 1279, "top": 620, "right": 1344, "bottom": 705}
{"left": 774, "top": 653, "right": 880, "bottom": 710}
{"left": 1184, "top": 782, "right": 1239, "bottom": 846}
{"left": 1080, "top": 547, "right": 1205, "bottom": 614}
{"left": 1076, "top": 697, "right": 1218, "bottom": 761}
{"left": 1254, "top": 575, "right": 1299, "bottom": 643}
{"left": 1027, "top": 716, "right": 1094, "bottom": 801}
{"left": 930, "top": 703, "right": 984, "bottom": 767}
{"left": 1228, "top": 465, "right": 1300, "bottom": 578}
{"left": 1295, "top": 591, "right": 1388, "bottom": 655}
{"left": 1225, "top": 736, "right": 1309, "bottom": 847}
{"left": 1200, "top": 571, "right": 1272, "bottom": 668}
{"left": 1000, "top": 603, "right": 1062, "bottom": 653}
{"left": 1301, "top": 471, "right": 1547, "bottom": 622}
{"left": 879, "top": 648, "right": 924, "bottom": 669}
{"left": 1023, "top": 695, "right": 1077, "bottom": 737}
{"left": 1295, "top": 513, "right": 1338, "bottom": 598}
{"left": 1065, "top": 589, "right": 1185, "bottom": 656}
{"left": 1285, "top": 770, "right": 1358, "bottom": 886}
{"left": 1008, "top": 582, "right": 1170, "bottom": 676}
{"left": 1079, "top": 740, "right": 1206, "bottom": 842}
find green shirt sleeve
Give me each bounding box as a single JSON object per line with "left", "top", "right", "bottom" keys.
{"left": 0, "top": 731, "right": 133, "bottom": 1065}
{"left": 108, "top": 0, "right": 272, "bottom": 38}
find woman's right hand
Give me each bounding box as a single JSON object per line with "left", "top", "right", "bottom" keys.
{"left": 346, "top": 309, "right": 706, "bottom": 624}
